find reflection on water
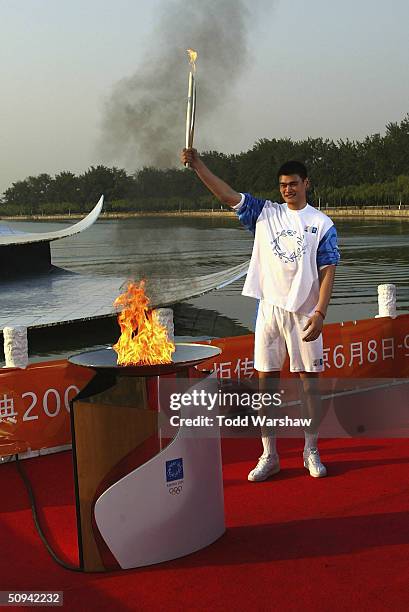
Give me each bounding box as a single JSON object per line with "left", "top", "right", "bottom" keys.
{"left": 327, "top": 218, "right": 409, "bottom": 321}
{"left": 3, "top": 214, "right": 409, "bottom": 359}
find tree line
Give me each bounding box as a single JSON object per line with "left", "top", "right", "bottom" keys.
{"left": 1, "top": 114, "right": 409, "bottom": 215}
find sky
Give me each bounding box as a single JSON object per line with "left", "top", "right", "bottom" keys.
{"left": 1, "top": 0, "right": 409, "bottom": 194}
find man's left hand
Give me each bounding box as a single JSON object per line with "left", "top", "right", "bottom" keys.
{"left": 302, "top": 312, "right": 324, "bottom": 342}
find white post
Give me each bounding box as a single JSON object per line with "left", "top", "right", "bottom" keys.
{"left": 152, "top": 308, "right": 174, "bottom": 343}
{"left": 3, "top": 326, "right": 29, "bottom": 368}
{"left": 375, "top": 284, "right": 397, "bottom": 319}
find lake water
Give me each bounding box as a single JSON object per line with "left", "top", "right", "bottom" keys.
{"left": 4, "top": 214, "right": 409, "bottom": 359}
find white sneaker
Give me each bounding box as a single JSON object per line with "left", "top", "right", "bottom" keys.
{"left": 303, "top": 448, "right": 327, "bottom": 478}
{"left": 248, "top": 454, "right": 280, "bottom": 482}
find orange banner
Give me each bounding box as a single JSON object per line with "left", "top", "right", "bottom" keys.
{"left": 1, "top": 314, "right": 409, "bottom": 457}
{"left": 203, "top": 314, "right": 409, "bottom": 380}
{"left": 0, "top": 361, "right": 93, "bottom": 457}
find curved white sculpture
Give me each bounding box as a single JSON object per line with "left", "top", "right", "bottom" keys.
{"left": 0, "top": 196, "right": 104, "bottom": 246}
{"left": 148, "top": 259, "right": 250, "bottom": 308}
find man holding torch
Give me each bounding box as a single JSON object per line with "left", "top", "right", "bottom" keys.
{"left": 180, "top": 147, "right": 339, "bottom": 481}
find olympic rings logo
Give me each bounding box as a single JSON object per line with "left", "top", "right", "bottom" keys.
{"left": 169, "top": 486, "right": 183, "bottom": 495}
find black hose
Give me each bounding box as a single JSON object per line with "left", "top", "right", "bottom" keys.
{"left": 15, "top": 454, "right": 82, "bottom": 572}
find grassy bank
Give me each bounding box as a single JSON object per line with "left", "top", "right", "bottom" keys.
{"left": 2, "top": 207, "right": 409, "bottom": 221}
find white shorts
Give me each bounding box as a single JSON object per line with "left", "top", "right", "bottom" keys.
{"left": 254, "top": 302, "right": 324, "bottom": 373}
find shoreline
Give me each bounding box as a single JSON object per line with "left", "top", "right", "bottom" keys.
{"left": 1, "top": 207, "right": 409, "bottom": 221}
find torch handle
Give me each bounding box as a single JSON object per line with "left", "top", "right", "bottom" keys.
{"left": 190, "top": 80, "right": 196, "bottom": 144}
{"left": 185, "top": 72, "right": 195, "bottom": 167}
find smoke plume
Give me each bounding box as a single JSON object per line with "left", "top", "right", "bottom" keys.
{"left": 98, "top": 0, "right": 269, "bottom": 170}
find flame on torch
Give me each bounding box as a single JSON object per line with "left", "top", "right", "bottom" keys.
{"left": 187, "top": 48, "right": 198, "bottom": 72}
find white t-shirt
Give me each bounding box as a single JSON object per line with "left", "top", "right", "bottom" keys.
{"left": 234, "top": 193, "right": 340, "bottom": 316}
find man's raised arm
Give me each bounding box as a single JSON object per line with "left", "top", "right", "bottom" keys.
{"left": 180, "top": 148, "right": 241, "bottom": 207}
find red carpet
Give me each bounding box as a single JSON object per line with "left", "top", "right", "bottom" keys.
{"left": 1, "top": 438, "right": 409, "bottom": 611}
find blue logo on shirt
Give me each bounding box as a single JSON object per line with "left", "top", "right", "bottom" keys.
{"left": 166, "top": 458, "right": 184, "bottom": 482}
{"left": 304, "top": 226, "right": 318, "bottom": 234}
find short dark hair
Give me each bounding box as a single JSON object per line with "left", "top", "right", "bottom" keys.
{"left": 277, "top": 160, "right": 308, "bottom": 181}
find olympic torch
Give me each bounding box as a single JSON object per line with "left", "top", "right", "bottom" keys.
{"left": 185, "top": 48, "right": 197, "bottom": 167}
